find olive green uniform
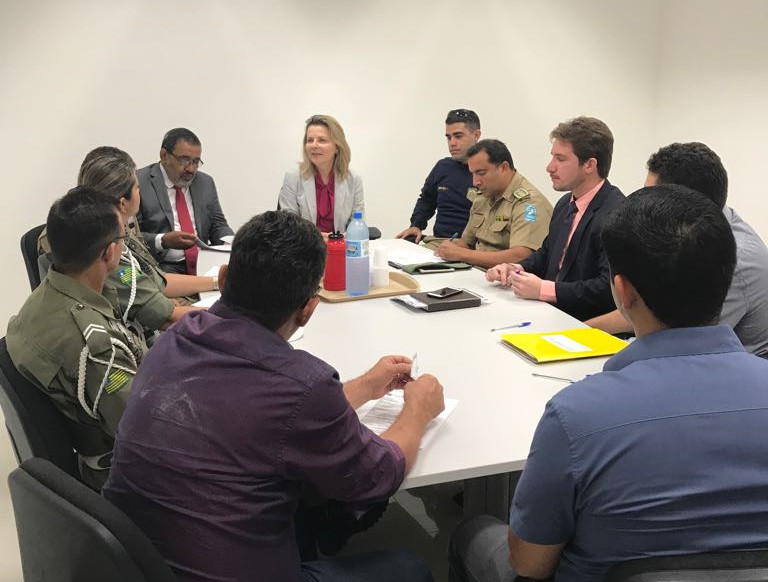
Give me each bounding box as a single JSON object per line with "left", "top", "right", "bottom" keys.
{"left": 39, "top": 222, "right": 174, "bottom": 334}
{"left": 6, "top": 269, "right": 147, "bottom": 489}
{"left": 461, "top": 172, "right": 553, "bottom": 253}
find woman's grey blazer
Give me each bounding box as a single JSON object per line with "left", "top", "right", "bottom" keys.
{"left": 278, "top": 169, "right": 365, "bottom": 233}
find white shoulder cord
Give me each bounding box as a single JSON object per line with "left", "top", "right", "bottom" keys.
{"left": 76, "top": 337, "right": 138, "bottom": 420}
{"left": 120, "top": 247, "right": 141, "bottom": 326}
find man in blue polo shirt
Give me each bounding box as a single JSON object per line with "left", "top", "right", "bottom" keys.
{"left": 396, "top": 109, "right": 481, "bottom": 247}
{"left": 449, "top": 185, "right": 768, "bottom": 582}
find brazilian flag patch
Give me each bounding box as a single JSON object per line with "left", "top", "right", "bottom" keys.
{"left": 117, "top": 266, "right": 142, "bottom": 286}
{"left": 103, "top": 370, "right": 131, "bottom": 394}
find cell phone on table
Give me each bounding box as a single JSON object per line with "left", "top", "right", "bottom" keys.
{"left": 426, "top": 287, "right": 462, "bottom": 299}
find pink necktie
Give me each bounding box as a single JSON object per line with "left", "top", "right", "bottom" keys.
{"left": 174, "top": 186, "right": 198, "bottom": 275}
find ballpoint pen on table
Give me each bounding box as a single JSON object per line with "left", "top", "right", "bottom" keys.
{"left": 490, "top": 321, "right": 531, "bottom": 332}
{"left": 531, "top": 373, "right": 575, "bottom": 383}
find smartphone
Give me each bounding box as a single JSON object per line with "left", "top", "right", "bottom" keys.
{"left": 426, "top": 287, "right": 463, "bottom": 299}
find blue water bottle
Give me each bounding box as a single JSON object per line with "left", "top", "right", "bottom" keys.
{"left": 345, "top": 211, "right": 370, "bottom": 296}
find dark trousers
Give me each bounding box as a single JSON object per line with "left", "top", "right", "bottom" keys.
{"left": 302, "top": 550, "right": 433, "bottom": 582}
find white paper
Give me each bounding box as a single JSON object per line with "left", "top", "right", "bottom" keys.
{"left": 220, "top": 235, "right": 235, "bottom": 244}
{"left": 395, "top": 295, "right": 428, "bottom": 309}
{"left": 196, "top": 237, "right": 232, "bottom": 252}
{"left": 358, "top": 392, "right": 458, "bottom": 450}
{"left": 541, "top": 334, "right": 592, "bottom": 353}
{"left": 193, "top": 293, "right": 220, "bottom": 307}
{"left": 410, "top": 352, "right": 419, "bottom": 379}
{"left": 203, "top": 265, "right": 224, "bottom": 277}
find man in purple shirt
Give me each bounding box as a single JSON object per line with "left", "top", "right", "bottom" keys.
{"left": 104, "top": 210, "right": 445, "bottom": 582}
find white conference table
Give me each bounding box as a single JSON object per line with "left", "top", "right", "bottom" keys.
{"left": 198, "top": 240, "right": 608, "bottom": 492}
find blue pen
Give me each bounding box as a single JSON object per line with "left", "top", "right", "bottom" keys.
{"left": 449, "top": 231, "right": 460, "bottom": 242}
{"left": 490, "top": 321, "right": 531, "bottom": 332}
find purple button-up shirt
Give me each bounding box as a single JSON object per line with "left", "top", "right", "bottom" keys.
{"left": 103, "top": 302, "right": 406, "bottom": 582}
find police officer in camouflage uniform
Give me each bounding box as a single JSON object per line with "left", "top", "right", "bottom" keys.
{"left": 8, "top": 187, "right": 147, "bottom": 490}
{"left": 435, "top": 139, "right": 552, "bottom": 269}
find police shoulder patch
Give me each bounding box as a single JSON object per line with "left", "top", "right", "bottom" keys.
{"left": 524, "top": 205, "right": 537, "bottom": 222}
{"left": 513, "top": 188, "right": 530, "bottom": 200}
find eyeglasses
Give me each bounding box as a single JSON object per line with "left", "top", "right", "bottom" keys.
{"left": 168, "top": 152, "right": 204, "bottom": 167}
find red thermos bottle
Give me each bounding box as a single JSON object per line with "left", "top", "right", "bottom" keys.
{"left": 324, "top": 232, "right": 346, "bottom": 291}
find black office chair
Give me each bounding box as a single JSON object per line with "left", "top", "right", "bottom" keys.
{"left": 20, "top": 223, "right": 46, "bottom": 291}
{"left": 9, "top": 457, "right": 176, "bottom": 582}
{"left": 0, "top": 336, "right": 79, "bottom": 478}
{"left": 606, "top": 550, "right": 768, "bottom": 582}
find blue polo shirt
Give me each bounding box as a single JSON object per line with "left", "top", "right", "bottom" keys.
{"left": 409, "top": 157, "right": 473, "bottom": 238}
{"left": 510, "top": 325, "right": 768, "bottom": 582}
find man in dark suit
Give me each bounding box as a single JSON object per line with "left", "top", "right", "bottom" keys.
{"left": 486, "top": 116, "right": 624, "bottom": 321}
{"left": 137, "top": 128, "right": 234, "bottom": 275}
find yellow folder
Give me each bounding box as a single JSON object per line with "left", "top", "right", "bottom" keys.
{"left": 501, "top": 328, "right": 628, "bottom": 363}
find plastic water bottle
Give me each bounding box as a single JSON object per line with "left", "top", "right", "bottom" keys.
{"left": 345, "top": 211, "right": 370, "bottom": 296}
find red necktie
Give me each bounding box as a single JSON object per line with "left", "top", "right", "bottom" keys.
{"left": 174, "top": 186, "right": 198, "bottom": 275}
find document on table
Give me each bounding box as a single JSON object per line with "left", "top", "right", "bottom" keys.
{"left": 196, "top": 237, "right": 232, "bottom": 252}
{"left": 357, "top": 392, "right": 458, "bottom": 449}
{"left": 387, "top": 249, "right": 446, "bottom": 267}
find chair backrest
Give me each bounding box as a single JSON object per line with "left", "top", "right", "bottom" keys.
{"left": 0, "top": 336, "right": 79, "bottom": 478}
{"left": 606, "top": 550, "right": 768, "bottom": 582}
{"left": 20, "top": 223, "right": 46, "bottom": 291}
{"left": 8, "top": 458, "right": 176, "bottom": 582}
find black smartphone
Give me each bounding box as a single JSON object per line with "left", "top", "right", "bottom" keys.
{"left": 426, "top": 287, "right": 462, "bottom": 299}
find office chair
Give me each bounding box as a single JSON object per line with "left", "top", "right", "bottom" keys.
{"left": 606, "top": 549, "right": 768, "bottom": 582}
{"left": 0, "top": 336, "right": 79, "bottom": 478}
{"left": 20, "top": 223, "right": 46, "bottom": 291}
{"left": 9, "top": 457, "right": 176, "bottom": 582}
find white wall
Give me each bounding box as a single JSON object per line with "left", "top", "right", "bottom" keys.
{"left": 654, "top": 0, "right": 768, "bottom": 238}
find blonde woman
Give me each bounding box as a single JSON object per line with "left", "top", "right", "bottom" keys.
{"left": 278, "top": 114, "right": 364, "bottom": 233}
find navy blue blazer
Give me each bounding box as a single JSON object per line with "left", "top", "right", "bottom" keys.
{"left": 520, "top": 180, "right": 625, "bottom": 321}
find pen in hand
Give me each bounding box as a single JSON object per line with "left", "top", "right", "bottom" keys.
{"left": 490, "top": 321, "right": 531, "bottom": 332}
{"left": 449, "top": 232, "right": 459, "bottom": 242}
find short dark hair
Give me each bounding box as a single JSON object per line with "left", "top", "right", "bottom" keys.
{"left": 647, "top": 142, "right": 728, "bottom": 209}
{"left": 550, "top": 116, "right": 613, "bottom": 178}
{"left": 445, "top": 109, "right": 480, "bottom": 132}
{"left": 161, "top": 128, "right": 201, "bottom": 153}
{"left": 466, "top": 139, "right": 515, "bottom": 170}
{"left": 221, "top": 211, "right": 326, "bottom": 330}
{"left": 602, "top": 184, "right": 736, "bottom": 328}
{"left": 47, "top": 186, "right": 122, "bottom": 275}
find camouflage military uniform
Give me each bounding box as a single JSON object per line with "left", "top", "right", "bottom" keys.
{"left": 7, "top": 269, "right": 147, "bottom": 489}
{"left": 461, "top": 172, "right": 553, "bottom": 252}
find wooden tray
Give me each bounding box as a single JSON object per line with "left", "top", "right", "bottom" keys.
{"left": 319, "top": 271, "right": 420, "bottom": 303}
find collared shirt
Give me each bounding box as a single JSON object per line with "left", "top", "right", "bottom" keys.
{"left": 510, "top": 325, "right": 768, "bottom": 582}
{"left": 153, "top": 164, "right": 198, "bottom": 263}
{"left": 539, "top": 180, "right": 604, "bottom": 303}
{"left": 104, "top": 302, "right": 406, "bottom": 582}
{"left": 461, "top": 171, "right": 552, "bottom": 252}
{"left": 720, "top": 206, "right": 768, "bottom": 357}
